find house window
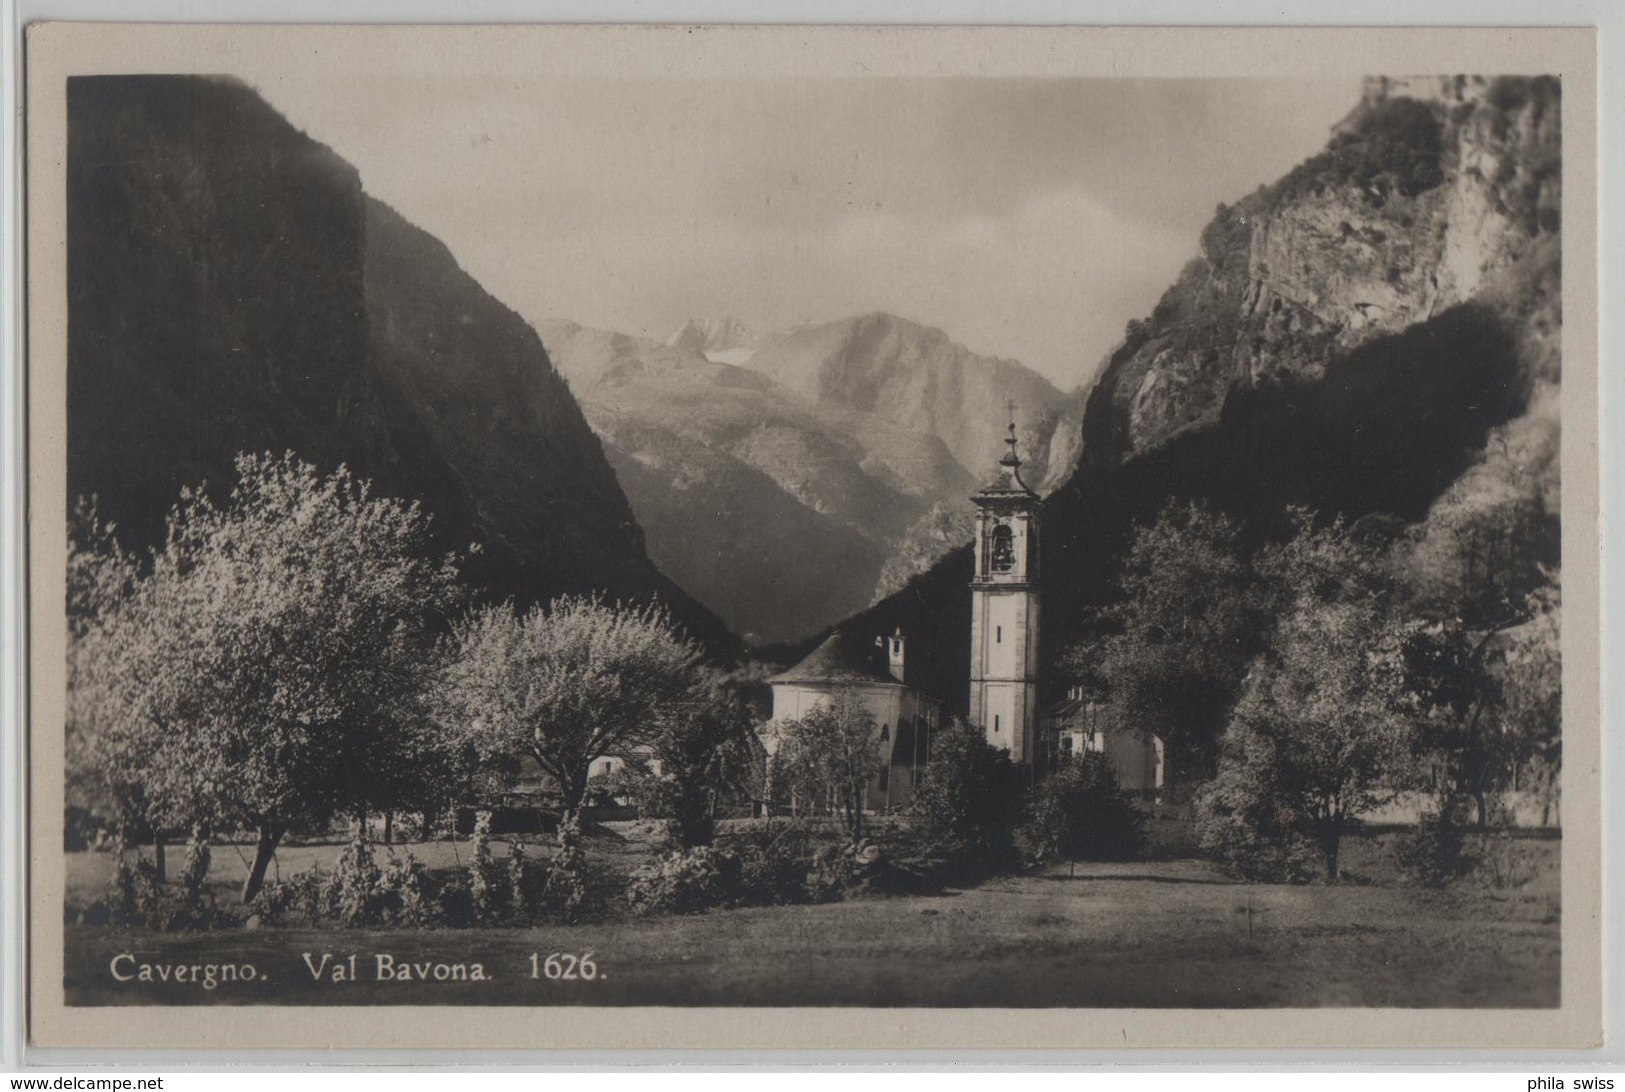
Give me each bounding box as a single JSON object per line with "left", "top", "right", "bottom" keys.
{"left": 996, "top": 625, "right": 1002, "bottom": 643}
{"left": 994, "top": 714, "right": 1001, "bottom": 733}
{"left": 880, "top": 723, "right": 890, "bottom": 741}
{"left": 879, "top": 767, "right": 890, "bottom": 792}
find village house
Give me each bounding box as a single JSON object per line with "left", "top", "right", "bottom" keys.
{"left": 1041, "top": 686, "right": 1165, "bottom": 795}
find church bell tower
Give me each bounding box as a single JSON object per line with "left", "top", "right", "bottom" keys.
{"left": 968, "top": 416, "right": 1041, "bottom": 763}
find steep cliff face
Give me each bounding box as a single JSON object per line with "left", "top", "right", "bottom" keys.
{"left": 66, "top": 75, "right": 733, "bottom": 651}
{"left": 68, "top": 76, "right": 374, "bottom": 540}
{"left": 1089, "top": 76, "right": 1559, "bottom": 464}
{"left": 844, "top": 76, "right": 1562, "bottom": 708}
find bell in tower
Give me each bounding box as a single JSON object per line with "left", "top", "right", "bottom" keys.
{"left": 968, "top": 415, "right": 1042, "bottom": 763}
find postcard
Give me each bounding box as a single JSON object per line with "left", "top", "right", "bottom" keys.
{"left": 24, "top": 22, "right": 1601, "bottom": 1051}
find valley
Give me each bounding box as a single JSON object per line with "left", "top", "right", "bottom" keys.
{"left": 542, "top": 313, "right": 1079, "bottom": 642}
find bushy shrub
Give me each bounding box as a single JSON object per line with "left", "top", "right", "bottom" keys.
{"left": 719, "top": 823, "right": 873, "bottom": 906}
{"left": 445, "top": 811, "right": 585, "bottom": 925}
{"left": 543, "top": 814, "right": 590, "bottom": 919}
{"left": 164, "top": 826, "right": 221, "bottom": 930}
{"left": 432, "top": 876, "right": 477, "bottom": 930}
{"left": 1473, "top": 830, "right": 1535, "bottom": 890}
{"left": 908, "top": 719, "right": 1026, "bottom": 880}
{"left": 1023, "top": 753, "right": 1146, "bottom": 866}
{"left": 248, "top": 867, "right": 331, "bottom": 927}
{"left": 627, "top": 846, "right": 738, "bottom": 915}
{"left": 271, "top": 816, "right": 590, "bottom": 929}
{"left": 332, "top": 830, "right": 386, "bottom": 926}
{"left": 505, "top": 840, "right": 535, "bottom": 919}
{"left": 90, "top": 826, "right": 226, "bottom": 931}
{"left": 378, "top": 848, "right": 438, "bottom": 927}
{"left": 626, "top": 823, "right": 887, "bottom": 915}
{"left": 1194, "top": 763, "right": 1321, "bottom": 883}
{"left": 1392, "top": 810, "right": 1470, "bottom": 887}
{"left": 734, "top": 836, "right": 815, "bottom": 906}
{"left": 804, "top": 843, "right": 860, "bottom": 902}
{"left": 250, "top": 834, "right": 440, "bottom": 928}
{"left": 105, "top": 839, "right": 157, "bottom": 923}
{"left": 466, "top": 811, "right": 507, "bottom": 924}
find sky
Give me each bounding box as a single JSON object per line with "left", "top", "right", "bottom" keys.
{"left": 252, "top": 74, "right": 1364, "bottom": 390}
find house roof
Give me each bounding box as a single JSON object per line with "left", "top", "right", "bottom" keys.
{"left": 769, "top": 630, "right": 902, "bottom": 687}
{"left": 1048, "top": 695, "right": 1089, "bottom": 721}
{"left": 1048, "top": 691, "right": 1108, "bottom": 723}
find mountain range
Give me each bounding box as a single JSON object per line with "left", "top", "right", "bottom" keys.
{"left": 65, "top": 73, "right": 1561, "bottom": 693}
{"left": 665, "top": 316, "right": 760, "bottom": 364}
{"left": 543, "top": 312, "right": 1079, "bottom": 642}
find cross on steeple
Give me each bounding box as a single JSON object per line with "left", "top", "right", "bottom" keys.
{"left": 1000, "top": 401, "right": 1021, "bottom": 469}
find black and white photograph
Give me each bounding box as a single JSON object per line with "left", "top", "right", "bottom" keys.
{"left": 23, "top": 23, "right": 1600, "bottom": 1051}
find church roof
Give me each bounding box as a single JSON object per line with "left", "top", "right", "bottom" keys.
{"left": 769, "top": 630, "right": 902, "bottom": 687}
{"left": 974, "top": 464, "right": 1038, "bottom": 500}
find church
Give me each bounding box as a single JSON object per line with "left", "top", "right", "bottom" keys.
{"left": 766, "top": 419, "right": 1163, "bottom": 811}
{"left": 765, "top": 627, "right": 939, "bottom": 810}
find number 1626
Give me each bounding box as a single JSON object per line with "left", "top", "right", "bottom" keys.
{"left": 529, "top": 952, "right": 599, "bottom": 981}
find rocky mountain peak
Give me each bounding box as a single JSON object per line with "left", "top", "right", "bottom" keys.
{"left": 666, "top": 316, "right": 760, "bottom": 362}
{"left": 746, "top": 311, "right": 1071, "bottom": 488}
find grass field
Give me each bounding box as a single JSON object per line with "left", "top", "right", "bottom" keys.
{"left": 62, "top": 827, "right": 1561, "bottom": 1008}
